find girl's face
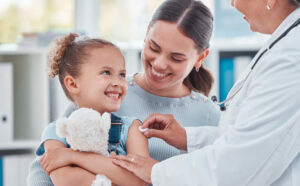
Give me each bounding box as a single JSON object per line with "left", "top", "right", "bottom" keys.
{"left": 231, "top": 0, "right": 271, "bottom": 34}
{"left": 141, "top": 21, "right": 203, "bottom": 93}
{"left": 74, "top": 46, "right": 127, "bottom": 114}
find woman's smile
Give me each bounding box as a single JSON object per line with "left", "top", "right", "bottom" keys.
{"left": 149, "top": 65, "right": 169, "bottom": 81}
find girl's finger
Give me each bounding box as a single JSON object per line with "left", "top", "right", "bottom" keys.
{"left": 40, "top": 156, "right": 44, "bottom": 164}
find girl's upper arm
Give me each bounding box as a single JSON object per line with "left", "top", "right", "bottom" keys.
{"left": 37, "top": 122, "right": 68, "bottom": 155}
{"left": 126, "top": 120, "right": 149, "bottom": 156}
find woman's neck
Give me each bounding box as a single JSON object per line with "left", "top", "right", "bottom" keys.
{"left": 268, "top": 4, "right": 298, "bottom": 34}
{"left": 134, "top": 73, "right": 191, "bottom": 98}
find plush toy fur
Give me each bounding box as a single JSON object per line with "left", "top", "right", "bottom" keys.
{"left": 56, "top": 108, "right": 112, "bottom": 186}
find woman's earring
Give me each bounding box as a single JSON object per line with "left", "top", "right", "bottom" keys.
{"left": 266, "top": 5, "right": 271, "bottom": 10}
{"left": 195, "top": 67, "right": 200, "bottom": 72}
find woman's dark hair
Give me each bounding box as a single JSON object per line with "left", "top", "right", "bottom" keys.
{"left": 47, "top": 33, "right": 119, "bottom": 101}
{"left": 289, "top": 0, "right": 300, "bottom": 6}
{"left": 149, "top": 0, "right": 214, "bottom": 96}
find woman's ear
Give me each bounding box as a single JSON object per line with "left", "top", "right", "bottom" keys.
{"left": 64, "top": 75, "right": 80, "bottom": 95}
{"left": 195, "top": 48, "right": 210, "bottom": 69}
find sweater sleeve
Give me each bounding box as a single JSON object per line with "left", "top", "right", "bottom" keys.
{"left": 27, "top": 157, "right": 54, "bottom": 186}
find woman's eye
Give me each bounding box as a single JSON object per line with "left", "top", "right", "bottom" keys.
{"left": 101, "top": 70, "right": 110, "bottom": 75}
{"left": 149, "top": 45, "right": 160, "bottom": 53}
{"left": 171, "top": 56, "right": 184, "bottom": 62}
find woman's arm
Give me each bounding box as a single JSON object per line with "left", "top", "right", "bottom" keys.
{"left": 42, "top": 140, "right": 96, "bottom": 186}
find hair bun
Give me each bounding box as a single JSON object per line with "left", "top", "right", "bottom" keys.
{"left": 46, "top": 33, "right": 79, "bottom": 78}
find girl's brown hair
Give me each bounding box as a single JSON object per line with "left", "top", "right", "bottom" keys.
{"left": 47, "top": 33, "right": 119, "bottom": 101}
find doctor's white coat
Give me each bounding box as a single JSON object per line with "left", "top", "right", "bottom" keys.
{"left": 151, "top": 8, "right": 300, "bottom": 186}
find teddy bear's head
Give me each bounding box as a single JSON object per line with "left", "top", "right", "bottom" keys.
{"left": 56, "top": 108, "right": 111, "bottom": 156}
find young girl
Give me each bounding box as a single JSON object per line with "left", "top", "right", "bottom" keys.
{"left": 37, "top": 33, "right": 148, "bottom": 186}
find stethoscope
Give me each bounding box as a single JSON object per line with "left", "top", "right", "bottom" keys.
{"left": 212, "top": 18, "right": 300, "bottom": 111}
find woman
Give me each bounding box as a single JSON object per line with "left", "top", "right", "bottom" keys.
{"left": 115, "top": 0, "right": 220, "bottom": 161}
{"left": 27, "top": 0, "right": 220, "bottom": 185}
{"left": 112, "top": 0, "right": 300, "bottom": 185}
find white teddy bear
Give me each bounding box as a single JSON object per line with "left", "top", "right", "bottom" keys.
{"left": 56, "top": 108, "right": 112, "bottom": 186}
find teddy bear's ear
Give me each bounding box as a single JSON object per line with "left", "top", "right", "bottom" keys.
{"left": 56, "top": 117, "right": 69, "bottom": 138}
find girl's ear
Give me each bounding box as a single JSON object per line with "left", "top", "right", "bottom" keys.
{"left": 64, "top": 75, "right": 80, "bottom": 95}
{"left": 194, "top": 48, "right": 210, "bottom": 69}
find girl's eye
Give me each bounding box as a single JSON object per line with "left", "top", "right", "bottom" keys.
{"left": 120, "top": 73, "right": 126, "bottom": 77}
{"left": 149, "top": 45, "right": 160, "bottom": 53}
{"left": 101, "top": 70, "right": 110, "bottom": 75}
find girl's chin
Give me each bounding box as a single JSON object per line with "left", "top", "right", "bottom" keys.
{"left": 108, "top": 106, "right": 121, "bottom": 112}
{"left": 99, "top": 106, "right": 121, "bottom": 114}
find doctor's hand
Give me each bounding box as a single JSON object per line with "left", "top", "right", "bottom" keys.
{"left": 142, "top": 113, "right": 187, "bottom": 151}
{"left": 112, "top": 154, "right": 158, "bottom": 184}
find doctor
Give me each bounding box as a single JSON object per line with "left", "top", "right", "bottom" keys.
{"left": 112, "top": 0, "right": 300, "bottom": 185}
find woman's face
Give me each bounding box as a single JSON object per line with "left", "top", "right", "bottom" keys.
{"left": 231, "top": 0, "right": 271, "bottom": 34}
{"left": 141, "top": 20, "right": 203, "bottom": 92}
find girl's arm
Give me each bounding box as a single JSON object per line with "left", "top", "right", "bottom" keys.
{"left": 50, "top": 166, "right": 95, "bottom": 186}
{"left": 69, "top": 120, "right": 148, "bottom": 186}
{"left": 126, "top": 120, "right": 149, "bottom": 156}
{"left": 43, "top": 140, "right": 96, "bottom": 186}
{"left": 42, "top": 120, "right": 148, "bottom": 186}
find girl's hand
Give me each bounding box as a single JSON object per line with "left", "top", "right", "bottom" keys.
{"left": 40, "top": 147, "right": 73, "bottom": 175}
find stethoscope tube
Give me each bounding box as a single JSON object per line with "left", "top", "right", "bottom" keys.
{"left": 213, "top": 18, "right": 300, "bottom": 111}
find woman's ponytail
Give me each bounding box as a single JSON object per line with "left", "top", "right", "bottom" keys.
{"left": 184, "top": 66, "right": 214, "bottom": 96}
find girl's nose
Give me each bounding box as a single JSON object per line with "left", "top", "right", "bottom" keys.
{"left": 111, "top": 77, "right": 121, "bottom": 86}
{"left": 111, "top": 76, "right": 126, "bottom": 88}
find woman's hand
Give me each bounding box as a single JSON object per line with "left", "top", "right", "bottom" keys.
{"left": 142, "top": 113, "right": 188, "bottom": 150}
{"left": 112, "top": 154, "right": 158, "bottom": 184}
{"left": 40, "top": 147, "right": 73, "bottom": 175}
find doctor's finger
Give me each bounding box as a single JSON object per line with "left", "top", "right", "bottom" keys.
{"left": 112, "top": 159, "right": 136, "bottom": 172}
{"left": 144, "top": 128, "right": 167, "bottom": 139}
{"left": 142, "top": 113, "right": 170, "bottom": 129}
{"left": 111, "top": 155, "right": 132, "bottom": 162}
{"left": 113, "top": 154, "right": 139, "bottom": 162}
